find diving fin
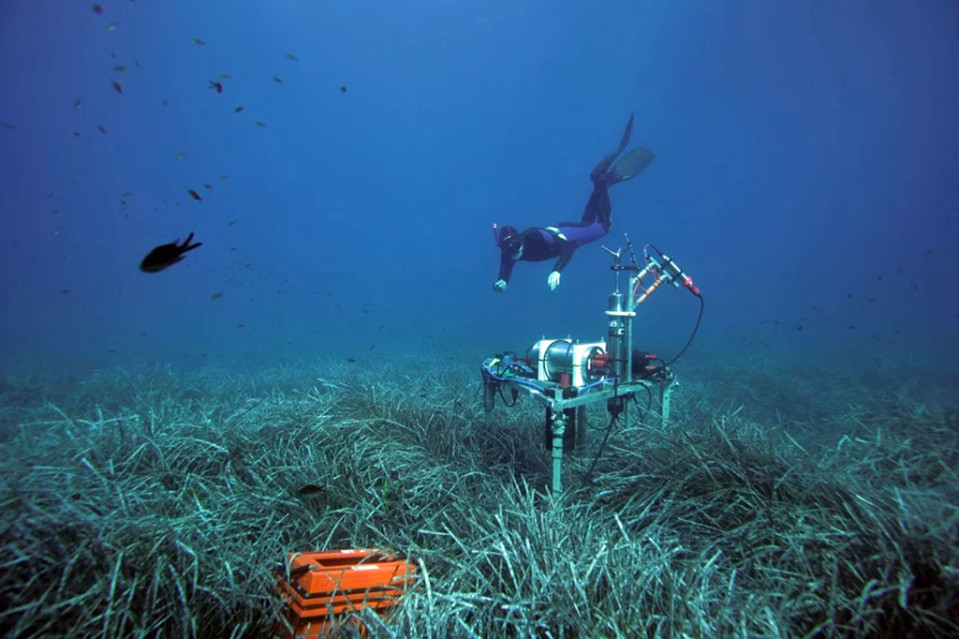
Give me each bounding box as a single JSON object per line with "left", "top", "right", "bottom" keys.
{"left": 608, "top": 146, "right": 654, "bottom": 185}
{"left": 591, "top": 113, "right": 636, "bottom": 182}
{"left": 615, "top": 112, "right": 635, "bottom": 156}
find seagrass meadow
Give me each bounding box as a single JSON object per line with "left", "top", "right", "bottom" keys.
{"left": 1, "top": 354, "right": 957, "bottom": 638}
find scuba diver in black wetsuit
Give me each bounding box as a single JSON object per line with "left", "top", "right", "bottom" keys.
{"left": 493, "top": 113, "right": 654, "bottom": 292}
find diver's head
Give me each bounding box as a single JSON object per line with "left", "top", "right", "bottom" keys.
{"left": 496, "top": 225, "right": 524, "bottom": 259}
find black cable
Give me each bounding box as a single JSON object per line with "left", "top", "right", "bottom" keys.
{"left": 666, "top": 294, "right": 704, "bottom": 367}
{"left": 580, "top": 411, "right": 619, "bottom": 486}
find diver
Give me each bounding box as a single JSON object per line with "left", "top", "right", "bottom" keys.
{"left": 493, "top": 113, "right": 654, "bottom": 292}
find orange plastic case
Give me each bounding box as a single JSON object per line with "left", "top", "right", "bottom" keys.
{"left": 274, "top": 548, "right": 415, "bottom": 639}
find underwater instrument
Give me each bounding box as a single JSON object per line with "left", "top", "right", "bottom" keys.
{"left": 481, "top": 234, "right": 704, "bottom": 497}
{"left": 274, "top": 548, "right": 415, "bottom": 638}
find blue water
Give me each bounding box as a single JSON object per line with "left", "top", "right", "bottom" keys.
{"left": 1, "top": 0, "right": 956, "bottom": 373}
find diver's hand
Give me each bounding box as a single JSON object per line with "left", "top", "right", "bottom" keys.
{"left": 493, "top": 279, "right": 507, "bottom": 292}
{"left": 548, "top": 271, "right": 561, "bottom": 291}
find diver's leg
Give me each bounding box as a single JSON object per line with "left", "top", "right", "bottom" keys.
{"left": 579, "top": 186, "right": 612, "bottom": 229}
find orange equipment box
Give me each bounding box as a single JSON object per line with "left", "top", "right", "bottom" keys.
{"left": 274, "top": 548, "right": 415, "bottom": 639}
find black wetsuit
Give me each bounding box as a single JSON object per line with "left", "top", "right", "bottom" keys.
{"left": 497, "top": 168, "right": 615, "bottom": 285}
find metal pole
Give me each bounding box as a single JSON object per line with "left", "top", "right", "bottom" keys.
{"left": 550, "top": 411, "right": 565, "bottom": 498}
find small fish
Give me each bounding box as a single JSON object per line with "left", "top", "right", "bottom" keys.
{"left": 227, "top": 219, "right": 237, "bottom": 226}
{"left": 203, "top": 183, "right": 213, "bottom": 190}
{"left": 187, "top": 189, "right": 202, "bottom": 201}
{"left": 208, "top": 79, "right": 223, "bottom": 93}
{"left": 122, "top": 191, "right": 134, "bottom": 197}
{"left": 255, "top": 121, "right": 267, "bottom": 127}
{"left": 285, "top": 53, "right": 299, "bottom": 61}
{"left": 111, "top": 79, "right": 123, "bottom": 94}
{"left": 110, "top": 51, "right": 117, "bottom": 59}
{"left": 174, "top": 152, "right": 186, "bottom": 159}
{"left": 97, "top": 125, "right": 107, "bottom": 134}
{"left": 92, "top": 3, "right": 103, "bottom": 14}
{"left": 139, "top": 232, "right": 202, "bottom": 273}
{"left": 347, "top": 357, "right": 356, "bottom": 363}
{"left": 192, "top": 38, "right": 206, "bottom": 46}
{"left": 297, "top": 484, "right": 325, "bottom": 496}
{"left": 106, "top": 22, "right": 118, "bottom": 31}
{"left": 340, "top": 85, "right": 347, "bottom": 93}
{"left": 73, "top": 131, "right": 82, "bottom": 137}
{"left": 273, "top": 76, "right": 283, "bottom": 84}
{"left": 220, "top": 175, "right": 231, "bottom": 181}
{"left": 0, "top": 122, "right": 15, "bottom": 129}
{"left": 218, "top": 74, "right": 232, "bottom": 81}
{"left": 234, "top": 105, "right": 244, "bottom": 113}
{"left": 847, "top": 325, "right": 856, "bottom": 330}
{"left": 210, "top": 292, "right": 223, "bottom": 300}
{"left": 73, "top": 98, "right": 82, "bottom": 109}
{"left": 924, "top": 248, "right": 934, "bottom": 257}
{"left": 161, "top": 99, "right": 169, "bottom": 106}
{"left": 114, "top": 65, "right": 128, "bottom": 72}
{"left": 796, "top": 325, "right": 803, "bottom": 331}
{"left": 61, "top": 289, "right": 70, "bottom": 294}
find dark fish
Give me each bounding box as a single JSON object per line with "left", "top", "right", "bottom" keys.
{"left": 192, "top": 38, "right": 206, "bottom": 46}
{"left": 273, "top": 76, "right": 283, "bottom": 84}
{"left": 220, "top": 175, "right": 231, "bottom": 181}
{"left": 208, "top": 79, "right": 223, "bottom": 93}
{"left": 234, "top": 105, "right": 244, "bottom": 113}
{"left": 227, "top": 219, "right": 237, "bottom": 226}
{"left": 218, "top": 74, "right": 232, "bottom": 81}
{"left": 139, "top": 232, "right": 202, "bottom": 273}
{"left": 111, "top": 79, "right": 123, "bottom": 94}
{"left": 203, "top": 183, "right": 213, "bottom": 190}
{"left": 0, "top": 122, "right": 15, "bottom": 129}
{"left": 114, "top": 65, "right": 128, "bottom": 72}
{"left": 92, "top": 3, "right": 103, "bottom": 14}
{"left": 73, "top": 98, "right": 82, "bottom": 109}
{"left": 285, "top": 53, "right": 299, "bottom": 61}
{"left": 187, "top": 189, "right": 202, "bottom": 201}
{"left": 297, "top": 484, "right": 325, "bottom": 496}
{"left": 121, "top": 191, "right": 134, "bottom": 197}
{"left": 340, "top": 85, "right": 347, "bottom": 93}
{"left": 161, "top": 99, "right": 169, "bottom": 106}
{"left": 255, "top": 121, "right": 267, "bottom": 127}
{"left": 211, "top": 292, "right": 223, "bottom": 300}
{"left": 97, "top": 125, "right": 107, "bottom": 134}
{"left": 73, "top": 131, "right": 82, "bottom": 137}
